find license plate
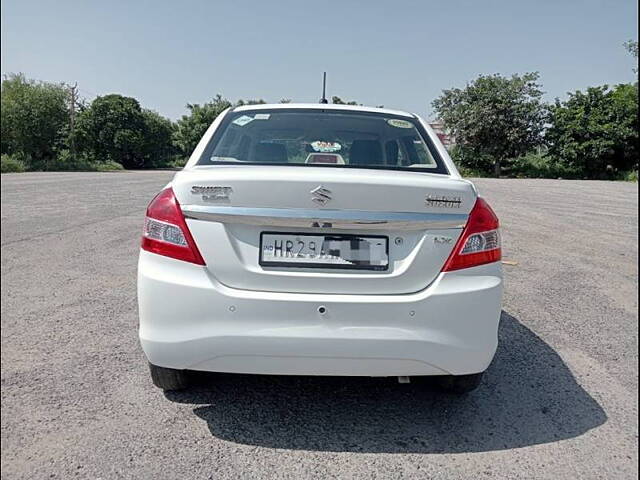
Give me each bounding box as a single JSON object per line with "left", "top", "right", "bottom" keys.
{"left": 260, "top": 232, "right": 389, "bottom": 271}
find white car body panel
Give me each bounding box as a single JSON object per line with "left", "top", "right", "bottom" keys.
{"left": 139, "top": 103, "right": 503, "bottom": 377}
{"left": 173, "top": 166, "right": 475, "bottom": 294}
{"left": 139, "top": 251, "right": 502, "bottom": 376}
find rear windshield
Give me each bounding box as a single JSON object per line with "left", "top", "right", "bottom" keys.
{"left": 198, "top": 108, "right": 448, "bottom": 174}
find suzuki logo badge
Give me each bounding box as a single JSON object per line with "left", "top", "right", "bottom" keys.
{"left": 310, "top": 186, "right": 332, "bottom": 206}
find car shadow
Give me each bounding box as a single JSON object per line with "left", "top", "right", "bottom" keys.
{"left": 164, "top": 311, "right": 607, "bottom": 453}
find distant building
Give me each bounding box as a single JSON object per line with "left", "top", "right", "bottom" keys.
{"left": 429, "top": 120, "right": 455, "bottom": 149}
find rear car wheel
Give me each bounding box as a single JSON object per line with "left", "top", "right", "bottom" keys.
{"left": 149, "top": 363, "right": 191, "bottom": 391}
{"left": 435, "top": 372, "right": 484, "bottom": 394}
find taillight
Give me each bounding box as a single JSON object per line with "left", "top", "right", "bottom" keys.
{"left": 442, "top": 197, "right": 501, "bottom": 271}
{"left": 141, "top": 188, "right": 205, "bottom": 265}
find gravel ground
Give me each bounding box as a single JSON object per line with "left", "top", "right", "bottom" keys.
{"left": 1, "top": 172, "right": 637, "bottom": 479}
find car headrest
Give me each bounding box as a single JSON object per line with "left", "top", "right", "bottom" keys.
{"left": 349, "top": 140, "right": 384, "bottom": 166}
{"left": 385, "top": 140, "right": 399, "bottom": 166}
{"left": 252, "top": 142, "right": 288, "bottom": 163}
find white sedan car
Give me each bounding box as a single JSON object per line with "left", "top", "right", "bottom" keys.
{"left": 138, "top": 104, "right": 502, "bottom": 393}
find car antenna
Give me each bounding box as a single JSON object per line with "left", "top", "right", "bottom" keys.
{"left": 319, "top": 72, "right": 328, "bottom": 104}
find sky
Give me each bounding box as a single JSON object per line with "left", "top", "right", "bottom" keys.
{"left": 1, "top": 0, "right": 638, "bottom": 120}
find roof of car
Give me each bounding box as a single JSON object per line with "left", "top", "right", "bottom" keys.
{"left": 232, "top": 103, "right": 416, "bottom": 118}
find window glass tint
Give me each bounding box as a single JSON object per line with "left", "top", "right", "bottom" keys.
{"left": 199, "top": 109, "right": 446, "bottom": 173}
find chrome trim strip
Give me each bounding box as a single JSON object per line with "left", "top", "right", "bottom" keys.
{"left": 181, "top": 205, "right": 467, "bottom": 230}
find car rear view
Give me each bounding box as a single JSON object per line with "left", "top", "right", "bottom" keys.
{"left": 138, "top": 104, "right": 503, "bottom": 393}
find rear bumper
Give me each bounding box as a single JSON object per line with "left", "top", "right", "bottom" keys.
{"left": 138, "top": 250, "right": 503, "bottom": 376}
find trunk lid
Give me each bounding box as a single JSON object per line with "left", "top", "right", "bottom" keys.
{"left": 172, "top": 165, "right": 476, "bottom": 294}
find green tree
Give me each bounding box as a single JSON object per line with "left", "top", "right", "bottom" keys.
{"left": 332, "top": 96, "right": 359, "bottom": 105}
{"left": 236, "top": 98, "right": 266, "bottom": 106}
{"left": 141, "top": 109, "right": 176, "bottom": 168}
{"left": 173, "top": 95, "right": 232, "bottom": 158}
{"left": 1, "top": 73, "right": 69, "bottom": 169}
{"left": 624, "top": 40, "right": 638, "bottom": 73}
{"left": 73, "top": 94, "right": 145, "bottom": 168}
{"left": 432, "top": 72, "right": 547, "bottom": 176}
{"left": 73, "top": 94, "right": 174, "bottom": 168}
{"left": 546, "top": 84, "right": 638, "bottom": 178}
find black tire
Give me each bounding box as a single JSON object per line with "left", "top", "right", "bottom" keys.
{"left": 435, "top": 372, "right": 484, "bottom": 394}
{"left": 149, "top": 363, "right": 191, "bottom": 391}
